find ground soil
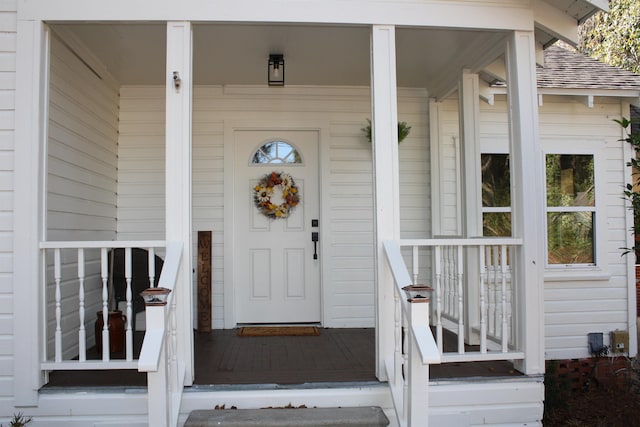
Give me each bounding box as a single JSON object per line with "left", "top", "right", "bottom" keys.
{"left": 544, "top": 385, "right": 640, "bottom": 426}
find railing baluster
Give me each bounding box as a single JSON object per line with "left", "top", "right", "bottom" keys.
{"left": 101, "top": 248, "right": 110, "bottom": 361}
{"left": 125, "top": 247, "right": 133, "bottom": 361}
{"left": 54, "top": 248, "right": 62, "bottom": 363}
{"left": 394, "top": 284, "right": 402, "bottom": 388}
{"left": 412, "top": 245, "right": 419, "bottom": 284}
{"left": 500, "top": 245, "right": 508, "bottom": 352}
{"left": 456, "top": 245, "right": 464, "bottom": 354}
{"left": 479, "top": 246, "right": 487, "bottom": 354}
{"left": 148, "top": 247, "right": 156, "bottom": 288}
{"left": 434, "top": 246, "right": 443, "bottom": 354}
{"left": 492, "top": 246, "right": 499, "bottom": 338}
{"left": 77, "top": 248, "right": 86, "bottom": 362}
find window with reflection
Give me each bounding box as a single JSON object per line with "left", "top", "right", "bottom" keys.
{"left": 252, "top": 141, "right": 302, "bottom": 164}
{"left": 481, "top": 153, "right": 512, "bottom": 237}
{"left": 545, "top": 154, "right": 595, "bottom": 265}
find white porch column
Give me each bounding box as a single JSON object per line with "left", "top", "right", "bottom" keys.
{"left": 371, "top": 25, "right": 400, "bottom": 380}
{"left": 13, "top": 19, "right": 48, "bottom": 406}
{"left": 459, "top": 71, "right": 482, "bottom": 345}
{"left": 505, "top": 31, "right": 545, "bottom": 375}
{"left": 166, "top": 21, "right": 194, "bottom": 385}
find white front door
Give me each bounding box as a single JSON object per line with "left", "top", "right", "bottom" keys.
{"left": 234, "top": 130, "right": 321, "bottom": 324}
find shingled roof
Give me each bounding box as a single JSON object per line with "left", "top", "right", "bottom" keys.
{"left": 537, "top": 45, "right": 640, "bottom": 90}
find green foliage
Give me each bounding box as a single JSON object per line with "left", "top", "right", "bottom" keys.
{"left": 616, "top": 117, "right": 640, "bottom": 259}
{"left": 361, "top": 118, "right": 411, "bottom": 143}
{"left": 578, "top": 0, "right": 640, "bottom": 73}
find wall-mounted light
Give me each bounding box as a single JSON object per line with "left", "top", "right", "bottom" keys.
{"left": 268, "top": 54, "right": 285, "bottom": 86}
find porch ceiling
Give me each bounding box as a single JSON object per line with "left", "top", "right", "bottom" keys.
{"left": 56, "top": 23, "right": 506, "bottom": 92}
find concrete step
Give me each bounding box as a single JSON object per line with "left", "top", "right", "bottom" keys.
{"left": 184, "top": 406, "right": 390, "bottom": 427}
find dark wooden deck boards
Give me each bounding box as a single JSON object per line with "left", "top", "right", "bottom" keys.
{"left": 44, "top": 328, "right": 521, "bottom": 388}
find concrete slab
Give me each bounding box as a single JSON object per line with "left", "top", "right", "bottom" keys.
{"left": 184, "top": 406, "right": 390, "bottom": 427}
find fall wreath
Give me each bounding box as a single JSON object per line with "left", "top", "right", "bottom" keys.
{"left": 253, "top": 171, "right": 300, "bottom": 219}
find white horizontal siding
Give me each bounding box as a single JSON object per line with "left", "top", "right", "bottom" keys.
{"left": 0, "top": 1, "right": 15, "bottom": 400}
{"left": 537, "top": 96, "right": 629, "bottom": 359}
{"left": 45, "top": 35, "right": 119, "bottom": 359}
{"left": 118, "top": 85, "right": 430, "bottom": 328}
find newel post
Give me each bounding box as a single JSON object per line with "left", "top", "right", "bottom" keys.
{"left": 407, "top": 299, "right": 430, "bottom": 426}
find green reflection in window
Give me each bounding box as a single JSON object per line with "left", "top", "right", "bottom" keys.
{"left": 483, "top": 212, "right": 512, "bottom": 237}
{"left": 481, "top": 154, "right": 510, "bottom": 207}
{"left": 546, "top": 154, "right": 594, "bottom": 207}
{"left": 252, "top": 141, "right": 302, "bottom": 164}
{"left": 547, "top": 212, "right": 594, "bottom": 264}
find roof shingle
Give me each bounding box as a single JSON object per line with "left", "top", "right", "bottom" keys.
{"left": 537, "top": 45, "right": 640, "bottom": 91}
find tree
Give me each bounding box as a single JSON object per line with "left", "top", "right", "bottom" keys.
{"left": 578, "top": 0, "right": 640, "bottom": 74}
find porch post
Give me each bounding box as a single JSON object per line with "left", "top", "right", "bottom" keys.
{"left": 459, "top": 70, "right": 482, "bottom": 345}
{"left": 165, "top": 21, "right": 194, "bottom": 385}
{"left": 13, "top": 18, "right": 48, "bottom": 406}
{"left": 370, "top": 25, "right": 400, "bottom": 381}
{"left": 505, "top": 31, "right": 545, "bottom": 375}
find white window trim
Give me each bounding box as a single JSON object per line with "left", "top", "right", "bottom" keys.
{"left": 542, "top": 142, "right": 610, "bottom": 280}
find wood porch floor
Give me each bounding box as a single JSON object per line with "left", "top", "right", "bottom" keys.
{"left": 44, "top": 328, "right": 522, "bottom": 388}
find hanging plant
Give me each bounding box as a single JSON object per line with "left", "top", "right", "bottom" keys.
{"left": 361, "top": 118, "right": 411, "bottom": 143}
{"left": 253, "top": 171, "right": 300, "bottom": 219}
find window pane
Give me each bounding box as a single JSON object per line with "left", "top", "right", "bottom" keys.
{"left": 547, "top": 212, "right": 594, "bottom": 264}
{"left": 252, "top": 141, "right": 302, "bottom": 164}
{"left": 483, "top": 212, "right": 512, "bottom": 237}
{"left": 546, "top": 154, "right": 594, "bottom": 207}
{"left": 481, "top": 154, "right": 510, "bottom": 207}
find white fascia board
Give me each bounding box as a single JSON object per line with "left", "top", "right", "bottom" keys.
{"left": 537, "top": 88, "right": 640, "bottom": 99}
{"left": 18, "top": 0, "right": 533, "bottom": 31}
{"left": 533, "top": 0, "right": 579, "bottom": 46}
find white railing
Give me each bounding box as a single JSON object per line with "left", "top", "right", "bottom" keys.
{"left": 40, "top": 240, "right": 184, "bottom": 427}
{"left": 138, "top": 241, "right": 184, "bottom": 427}
{"left": 398, "top": 238, "right": 524, "bottom": 363}
{"left": 383, "top": 241, "right": 441, "bottom": 427}
{"left": 383, "top": 238, "right": 525, "bottom": 427}
{"left": 40, "top": 240, "right": 167, "bottom": 370}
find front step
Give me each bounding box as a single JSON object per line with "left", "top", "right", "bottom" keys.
{"left": 184, "top": 407, "right": 389, "bottom": 427}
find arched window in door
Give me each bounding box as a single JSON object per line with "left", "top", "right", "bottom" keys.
{"left": 251, "top": 140, "right": 302, "bottom": 164}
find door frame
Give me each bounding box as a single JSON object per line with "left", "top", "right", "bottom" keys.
{"left": 223, "top": 119, "right": 330, "bottom": 329}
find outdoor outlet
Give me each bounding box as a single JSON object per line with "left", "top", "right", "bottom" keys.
{"left": 610, "top": 330, "right": 629, "bottom": 354}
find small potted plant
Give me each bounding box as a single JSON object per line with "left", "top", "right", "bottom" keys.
{"left": 361, "top": 118, "right": 411, "bottom": 143}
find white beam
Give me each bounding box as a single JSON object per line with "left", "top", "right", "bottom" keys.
{"left": 19, "top": 0, "right": 534, "bottom": 31}
{"left": 533, "top": 0, "right": 579, "bottom": 46}
{"left": 371, "top": 24, "right": 400, "bottom": 382}
{"left": 478, "top": 79, "right": 495, "bottom": 106}
{"left": 505, "top": 31, "right": 545, "bottom": 376}
{"left": 165, "top": 21, "right": 194, "bottom": 386}
{"left": 483, "top": 59, "right": 507, "bottom": 83}
{"left": 578, "top": 95, "right": 594, "bottom": 108}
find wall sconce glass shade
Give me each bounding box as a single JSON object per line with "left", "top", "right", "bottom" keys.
{"left": 401, "top": 284, "right": 433, "bottom": 303}
{"left": 268, "top": 54, "right": 285, "bottom": 86}
{"left": 140, "top": 287, "right": 171, "bottom": 306}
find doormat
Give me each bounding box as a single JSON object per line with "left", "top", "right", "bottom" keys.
{"left": 237, "top": 326, "right": 320, "bottom": 337}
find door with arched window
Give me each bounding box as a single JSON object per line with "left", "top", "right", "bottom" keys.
{"left": 234, "top": 130, "right": 320, "bottom": 324}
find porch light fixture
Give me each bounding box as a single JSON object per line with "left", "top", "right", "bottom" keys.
{"left": 268, "top": 54, "right": 285, "bottom": 86}
{"left": 401, "top": 284, "right": 433, "bottom": 303}
{"left": 140, "top": 287, "right": 171, "bottom": 306}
